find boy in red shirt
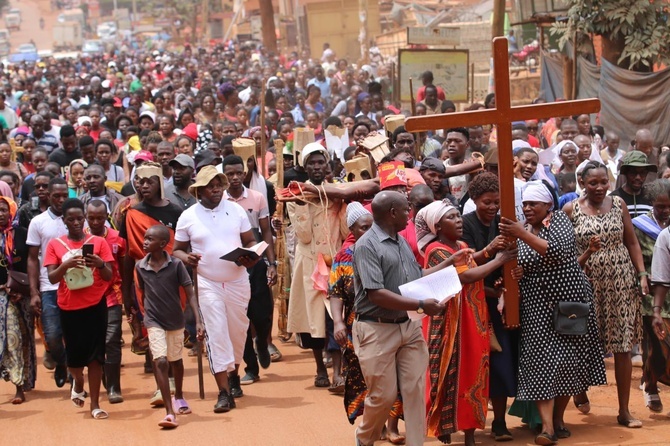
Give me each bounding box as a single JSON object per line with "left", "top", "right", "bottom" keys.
{"left": 86, "top": 199, "right": 127, "bottom": 404}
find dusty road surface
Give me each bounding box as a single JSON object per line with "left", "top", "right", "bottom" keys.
{"left": 1, "top": 323, "right": 669, "bottom": 446}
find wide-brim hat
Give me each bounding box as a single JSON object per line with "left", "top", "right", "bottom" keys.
{"left": 188, "top": 165, "right": 229, "bottom": 196}
{"left": 620, "top": 150, "right": 658, "bottom": 174}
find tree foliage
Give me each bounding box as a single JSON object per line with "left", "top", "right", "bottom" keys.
{"left": 552, "top": 0, "right": 670, "bottom": 70}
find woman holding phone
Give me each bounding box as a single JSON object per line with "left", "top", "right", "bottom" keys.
{"left": 43, "top": 198, "right": 114, "bottom": 420}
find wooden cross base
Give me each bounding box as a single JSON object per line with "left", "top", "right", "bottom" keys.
{"left": 405, "top": 37, "right": 601, "bottom": 328}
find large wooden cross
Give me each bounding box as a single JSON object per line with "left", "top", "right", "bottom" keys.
{"left": 405, "top": 37, "right": 601, "bottom": 327}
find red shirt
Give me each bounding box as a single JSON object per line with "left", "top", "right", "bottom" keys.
{"left": 416, "top": 85, "right": 446, "bottom": 103}
{"left": 43, "top": 235, "right": 115, "bottom": 310}
{"left": 88, "top": 228, "right": 126, "bottom": 307}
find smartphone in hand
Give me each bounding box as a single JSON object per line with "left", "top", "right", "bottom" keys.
{"left": 82, "top": 243, "right": 94, "bottom": 258}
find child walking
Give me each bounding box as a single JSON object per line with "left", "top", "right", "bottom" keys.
{"left": 135, "top": 225, "right": 203, "bottom": 428}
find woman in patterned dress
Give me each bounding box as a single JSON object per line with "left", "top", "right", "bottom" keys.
{"left": 329, "top": 202, "right": 404, "bottom": 444}
{"left": 0, "top": 196, "right": 34, "bottom": 404}
{"left": 416, "top": 200, "right": 516, "bottom": 446}
{"left": 501, "top": 180, "right": 606, "bottom": 445}
{"left": 564, "top": 162, "right": 648, "bottom": 428}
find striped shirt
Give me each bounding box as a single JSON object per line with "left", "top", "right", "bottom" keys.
{"left": 611, "top": 187, "right": 653, "bottom": 219}
{"left": 353, "top": 223, "right": 422, "bottom": 319}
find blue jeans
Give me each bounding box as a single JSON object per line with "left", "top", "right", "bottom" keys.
{"left": 41, "top": 290, "right": 66, "bottom": 366}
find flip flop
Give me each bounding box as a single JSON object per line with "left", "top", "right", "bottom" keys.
{"left": 71, "top": 387, "right": 88, "bottom": 408}
{"left": 172, "top": 397, "right": 192, "bottom": 414}
{"left": 91, "top": 408, "right": 109, "bottom": 419}
{"left": 328, "top": 379, "right": 345, "bottom": 394}
{"left": 617, "top": 416, "right": 642, "bottom": 428}
{"left": 314, "top": 375, "right": 331, "bottom": 388}
{"left": 158, "top": 413, "right": 179, "bottom": 429}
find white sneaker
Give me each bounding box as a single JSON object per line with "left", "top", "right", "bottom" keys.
{"left": 632, "top": 354, "right": 643, "bottom": 368}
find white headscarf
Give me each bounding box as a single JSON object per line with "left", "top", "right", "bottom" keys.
{"left": 415, "top": 200, "right": 456, "bottom": 256}
{"left": 522, "top": 180, "right": 554, "bottom": 210}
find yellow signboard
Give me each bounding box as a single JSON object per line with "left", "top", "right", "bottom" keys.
{"left": 399, "top": 49, "right": 469, "bottom": 103}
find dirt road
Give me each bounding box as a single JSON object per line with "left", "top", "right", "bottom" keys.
{"left": 1, "top": 322, "right": 669, "bottom": 446}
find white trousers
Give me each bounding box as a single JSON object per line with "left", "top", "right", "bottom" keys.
{"left": 198, "top": 275, "right": 251, "bottom": 374}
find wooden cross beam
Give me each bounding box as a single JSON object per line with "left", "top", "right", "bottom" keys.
{"left": 405, "top": 37, "right": 601, "bottom": 328}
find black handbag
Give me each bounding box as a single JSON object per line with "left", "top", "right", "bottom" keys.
{"left": 553, "top": 302, "right": 589, "bottom": 335}
{"left": 7, "top": 270, "right": 29, "bottom": 296}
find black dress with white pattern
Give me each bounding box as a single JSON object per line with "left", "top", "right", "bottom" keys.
{"left": 516, "top": 210, "right": 607, "bottom": 400}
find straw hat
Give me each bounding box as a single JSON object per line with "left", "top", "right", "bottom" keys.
{"left": 384, "top": 115, "right": 405, "bottom": 135}
{"left": 188, "top": 165, "right": 229, "bottom": 197}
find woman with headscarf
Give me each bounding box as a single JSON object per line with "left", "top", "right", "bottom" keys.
{"left": 329, "top": 202, "right": 405, "bottom": 444}
{"left": 67, "top": 159, "right": 88, "bottom": 198}
{"left": 416, "top": 200, "right": 516, "bottom": 446}
{"left": 0, "top": 195, "right": 35, "bottom": 404}
{"left": 501, "top": 180, "right": 606, "bottom": 445}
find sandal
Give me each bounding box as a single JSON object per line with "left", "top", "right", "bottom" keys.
{"left": 150, "top": 389, "right": 164, "bottom": 407}
{"left": 644, "top": 391, "right": 663, "bottom": 413}
{"left": 555, "top": 426, "right": 571, "bottom": 439}
{"left": 268, "top": 343, "right": 282, "bottom": 362}
{"left": 534, "top": 432, "right": 557, "bottom": 445}
{"left": 617, "top": 416, "right": 642, "bottom": 428}
{"left": 11, "top": 396, "right": 25, "bottom": 405}
{"left": 71, "top": 387, "right": 88, "bottom": 408}
{"left": 573, "top": 394, "right": 590, "bottom": 414}
{"left": 314, "top": 375, "right": 331, "bottom": 388}
{"left": 158, "top": 413, "right": 179, "bottom": 429}
{"left": 91, "top": 408, "right": 109, "bottom": 419}
{"left": 328, "top": 379, "right": 345, "bottom": 395}
{"left": 172, "top": 397, "right": 192, "bottom": 414}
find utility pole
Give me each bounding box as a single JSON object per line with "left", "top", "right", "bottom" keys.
{"left": 492, "top": 0, "right": 505, "bottom": 38}
{"left": 358, "top": 0, "right": 368, "bottom": 65}
{"left": 202, "top": 0, "right": 209, "bottom": 46}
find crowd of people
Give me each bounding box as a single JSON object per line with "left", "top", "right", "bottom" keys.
{"left": 0, "top": 37, "right": 668, "bottom": 446}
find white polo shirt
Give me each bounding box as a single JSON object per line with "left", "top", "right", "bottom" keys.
{"left": 26, "top": 208, "right": 68, "bottom": 292}
{"left": 175, "top": 200, "right": 252, "bottom": 283}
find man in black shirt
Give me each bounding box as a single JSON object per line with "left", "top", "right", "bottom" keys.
{"left": 48, "top": 125, "right": 81, "bottom": 170}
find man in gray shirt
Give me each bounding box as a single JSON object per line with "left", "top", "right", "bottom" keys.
{"left": 352, "top": 191, "right": 467, "bottom": 446}
{"left": 165, "top": 154, "right": 197, "bottom": 209}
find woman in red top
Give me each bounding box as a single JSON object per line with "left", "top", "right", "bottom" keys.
{"left": 43, "top": 198, "right": 114, "bottom": 420}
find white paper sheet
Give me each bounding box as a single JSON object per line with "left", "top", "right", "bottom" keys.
{"left": 399, "top": 265, "right": 462, "bottom": 320}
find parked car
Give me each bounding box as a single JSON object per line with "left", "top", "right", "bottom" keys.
{"left": 81, "top": 39, "right": 104, "bottom": 57}
{"left": 17, "top": 43, "right": 37, "bottom": 54}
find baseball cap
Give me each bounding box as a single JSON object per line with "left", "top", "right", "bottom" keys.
{"left": 134, "top": 150, "right": 154, "bottom": 163}
{"left": 169, "top": 154, "right": 195, "bottom": 169}
{"left": 194, "top": 150, "right": 222, "bottom": 171}
{"left": 419, "top": 157, "right": 445, "bottom": 174}
{"left": 620, "top": 151, "right": 657, "bottom": 173}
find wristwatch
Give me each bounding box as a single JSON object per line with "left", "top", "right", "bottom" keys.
{"left": 417, "top": 300, "right": 425, "bottom": 314}
{"left": 98, "top": 261, "right": 107, "bottom": 270}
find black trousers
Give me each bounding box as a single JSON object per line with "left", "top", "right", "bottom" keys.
{"left": 243, "top": 260, "right": 274, "bottom": 376}
{"left": 105, "top": 304, "right": 123, "bottom": 365}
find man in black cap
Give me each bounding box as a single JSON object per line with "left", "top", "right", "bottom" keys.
{"left": 195, "top": 149, "right": 222, "bottom": 173}
{"left": 419, "top": 158, "right": 446, "bottom": 199}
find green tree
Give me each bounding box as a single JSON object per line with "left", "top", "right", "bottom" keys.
{"left": 553, "top": 0, "right": 670, "bottom": 71}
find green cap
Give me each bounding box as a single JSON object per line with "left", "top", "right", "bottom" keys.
{"left": 620, "top": 150, "right": 657, "bottom": 173}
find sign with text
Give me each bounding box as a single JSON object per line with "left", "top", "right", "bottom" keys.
{"left": 399, "top": 49, "right": 469, "bottom": 103}
{"left": 407, "top": 27, "right": 461, "bottom": 46}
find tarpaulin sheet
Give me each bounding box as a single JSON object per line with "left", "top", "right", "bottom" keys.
{"left": 539, "top": 52, "right": 670, "bottom": 148}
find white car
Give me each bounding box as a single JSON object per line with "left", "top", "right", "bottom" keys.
{"left": 17, "top": 43, "right": 37, "bottom": 54}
